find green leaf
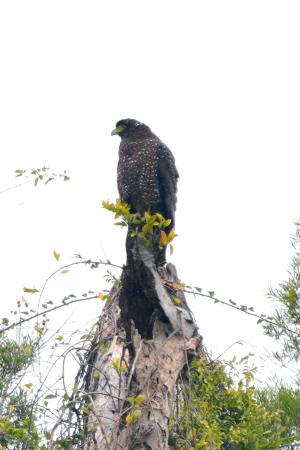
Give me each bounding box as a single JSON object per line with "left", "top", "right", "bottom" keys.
{"left": 173, "top": 296, "right": 182, "bottom": 305}
{"left": 163, "top": 218, "right": 172, "bottom": 228}
{"left": 93, "top": 369, "right": 100, "bottom": 379}
{"left": 115, "top": 221, "right": 127, "bottom": 227}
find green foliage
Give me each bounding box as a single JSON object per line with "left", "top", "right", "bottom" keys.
{"left": 125, "top": 408, "right": 141, "bottom": 424}
{"left": 51, "top": 434, "right": 84, "bottom": 449}
{"left": 171, "top": 358, "right": 284, "bottom": 449}
{"left": 257, "top": 385, "right": 300, "bottom": 447}
{"left": 0, "top": 335, "right": 42, "bottom": 449}
{"left": 0, "top": 336, "right": 35, "bottom": 382}
{"left": 264, "top": 222, "right": 300, "bottom": 362}
{"left": 0, "top": 390, "right": 41, "bottom": 449}
{"left": 125, "top": 395, "right": 145, "bottom": 424}
{"left": 102, "top": 198, "right": 176, "bottom": 249}
{"left": 112, "top": 357, "right": 127, "bottom": 373}
{"left": 15, "top": 167, "right": 70, "bottom": 186}
{"left": 102, "top": 198, "right": 132, "bottom": 224}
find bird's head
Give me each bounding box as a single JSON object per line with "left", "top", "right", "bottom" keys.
{"left": 111, "top": 118, "right": 147, "bottom": 138}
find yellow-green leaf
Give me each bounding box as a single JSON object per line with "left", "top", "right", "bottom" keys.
{"left": 163, "top": 218, "right": 172, "bottom": 228}
{"left": 23, "top": 344, "right": 32, "bottom": 355}
{"left": 188, "top": 427, "right": 197, "bottom": 439}
{"left": 173, "top": 296, "right": 182, "bottom": 305}
{"left": 112, "top": 357, "right": 126, "bottom": 373}
{"left": 93, "top": 369, "right": 100, "bottom": 379}
{"left": 23, "top": 287, "right": 39, "bottom": 294}
{"left": 34, "top": 325, "right": 44, "bottom": 334}
{"left": 159, "top": 230, "right": 168, "bottom": 246}
{"left": 126, "top": 414, "right": 134, "bottom": 424}
{"left": 53, "top": 250, "right": 60, "bottom": 261}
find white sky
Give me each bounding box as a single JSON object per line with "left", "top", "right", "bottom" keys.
{"left": 1, "top": 1, "right": 300, "bottom": 383}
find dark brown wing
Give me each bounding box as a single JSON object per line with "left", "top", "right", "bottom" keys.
{"left": 157, "top": 143, "right": 179, "bottom": 229}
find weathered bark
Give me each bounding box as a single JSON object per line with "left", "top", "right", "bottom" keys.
{"left": 83, "top": 235, "right": 202, "bottom": 449}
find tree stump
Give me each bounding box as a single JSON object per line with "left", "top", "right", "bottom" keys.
{"left": 83, "top": 235, "right": 202, "bottom": 449}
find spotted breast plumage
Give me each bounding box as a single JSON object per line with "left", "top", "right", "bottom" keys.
{"left": 111, "top": 118, "right": 179, "bottom": 264}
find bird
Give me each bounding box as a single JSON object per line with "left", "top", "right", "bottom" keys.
{"left": 111, "top": 118, "right": 179, "bottom": 265}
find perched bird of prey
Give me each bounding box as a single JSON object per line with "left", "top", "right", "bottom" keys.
{"left": 111, "top": 118, "right": 179, "bottom": 264}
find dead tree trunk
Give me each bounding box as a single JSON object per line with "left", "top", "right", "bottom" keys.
{"left": 83, "top": 235, "right": 202, "bottom": 449}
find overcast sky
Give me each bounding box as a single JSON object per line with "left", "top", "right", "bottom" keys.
{"left": 1, "top": 1, "right": 300, "bottom": 383}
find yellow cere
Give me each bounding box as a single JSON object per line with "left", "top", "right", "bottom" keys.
{"left": 116, "top": 124, "right": 126, "bottom": 133}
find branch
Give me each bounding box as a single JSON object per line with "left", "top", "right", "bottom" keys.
{"left": 33, "top": 258, "right": 121, "bottom": 322}
{"left": 184, "top": 288, "right": 298, "bottom": 337}
{"left": 0, "top": 295, "right": 98, "bottom": 335}
{"left": 0, "top": 179, "right": 32, "bottom": 195}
